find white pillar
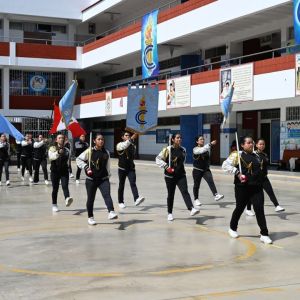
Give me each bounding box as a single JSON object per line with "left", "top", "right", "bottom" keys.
{"left": 68, "top": 23, "right": 76, "bottom": 45}
{"left": 2, "top": 67, "right": 10, "bottom": 113}
{"left": 281, "top": 25, "right": 288, "bottom": 46}
{"left": 66, "top": 71, "right": 74, "bottom": 87}
{"left": 3, "top": 17, "right": 9, "bottom": 42}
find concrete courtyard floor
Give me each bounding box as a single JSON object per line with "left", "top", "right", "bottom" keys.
{"left": 0, "top": 159, "right": 300, "bottom": 300}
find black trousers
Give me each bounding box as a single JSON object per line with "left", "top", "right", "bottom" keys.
{"left": 21, "top": 156, "right": 32, "bottom": 176}
{"left": 68, "top": 159, "right": 73, "bottom": 174}
{"left": 165, "top": 175, "right": 194, "bottom": 214}
{"left": 17, "top": 152, "right": 21, "bottom": 169}
{"left": 51, "top": 172, "right": 70, "bottom": 205}
{"left": 247, "top": 177, "right": 279, "bottom": 210}
{"left": 118, "top": 169, "right": 139, "bottom": 203}
{"left": 0, "top": 159, "right": 9, "bottom": 181}
{"left": 86, "top": 178, "right": 114, "bottom": 218}
{"left": 231, "top": 185, "right": 268, "bottom": 236}
{"left": 76, "top": 166, "right": 82, "bottom": 180}
{"left": 33, "top": 159, "right": 48, "bottom": 183}
{"left": 192, "top": 168, "right": 218, "bottom": 200}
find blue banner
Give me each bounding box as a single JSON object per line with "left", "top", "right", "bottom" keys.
{"left": 220, "top": 84, "right": 234, "bottom": 129}
{"left": 0, "top": 114, "right": 24, "bottom": 141}
{"left": 294, "top": 0, "right": 300, "bottom": 44}
{"left": 141, "top": 10, "right": 159, "bottom": 79}
{"left": 126, "top": 85, "right": 159, "bottom": 134}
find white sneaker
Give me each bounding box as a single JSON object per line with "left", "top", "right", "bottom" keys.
{"left": 52, "top": 205, "right": 59, "bottom": 212}
{"left": 245, "top": 209, "right": 255, "bottom": 216}
{"left": 108, "top": 211, "right": 118, "bottom": 220}
{"left": 76, "top": 180, "right": 80, "bottom": 184}
{"left": 190, "top": 207, "right": 200, "bottom": 216}
{"left": 135, "top": 196, "right": 145, "bottom": 206}
{"left": 214, "top": 194, "right": 224, "bottom": 201}
{"left": 69, "top": 173, "right": 74, "bottom": 178}
{"left": 194, "top": 199, "right": 202, "bottom": 206}
{"left": 0, "top": 182, "right": 2, "bottom": 186}
{"left": 65, "top": 197, "right": 73, "bottom": 207}
{"left": 6, "top": 180, "right": 10, "bottom": 186}
{"left": 17, "top": 168, "right": 20, "bottom": 172}
{"left": 25, "top": 170, "right": 28, "bottom": 175}
{"left": 88, "top": 217, "right": 96, "bottom": 225}
{"left": 228, "top": 228, "right": 239, "bottom": 238}
{"left": 21, "top": 176, "right": 25, "bottom": 181}
{"left": 29, "top": 177, "right": 33, "bottom": 183}
{"left": 275, "top": 205, "right": 285, "bottom": 212}
{"left": 167, "top": 214, "right": 174, "bottom": 221}
{"left": 118, "top": 203, "right": 126, "bottom": 209}
{"left": 260, "top": 235, "right": 273, "bottom": 244}
{"left": 45, "top": 180, "right": 49, "bottom": 185}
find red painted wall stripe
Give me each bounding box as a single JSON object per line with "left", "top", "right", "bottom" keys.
{"left": 83, "top": 0, "right": 216, "bottom": 54}
{"left": 10, "top": 96, "right": 58, "bottom": 110}
{"left": 16, "top": 43, "right": 77, "bottom": 60}
{"left": 0, "top": 42, "right": 9, "bottom": 56}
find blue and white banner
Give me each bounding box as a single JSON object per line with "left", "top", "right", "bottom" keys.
{"left": 126, "top": 85, "right": 159, "bottom": 134}
{"left": 141, "top": 10, "right": 159, "bottom": 79}
{"left": 220, "top": 83, "right": 234, "bottom": 129}
{"left": 29, "top": 74, "right": 47, "bottom": 93}
{"left": 294, "top": 0, "right": 300, "bottom": 44}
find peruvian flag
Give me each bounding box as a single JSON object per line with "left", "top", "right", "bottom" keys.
{"left": 49, "top": 103, "right": 86, "bottom": 138}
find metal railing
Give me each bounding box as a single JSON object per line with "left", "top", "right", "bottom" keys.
{"left": 81, "top": 44, "right": 300, "bottom": 97}
{"left": 83, "top": 0, "right": 181, "bottom": 45}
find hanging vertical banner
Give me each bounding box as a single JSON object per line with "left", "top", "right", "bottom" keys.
{"left": 126, "top": 85, "right": 159, "bottom": 134}
{"left": 105, "top": 91, "right": 112, "bottom": 115}
{"left": 141, "top": 10, "right": 159, "bottom": 79}
{"left": 294, "top": 0, "right": 300, "bottom": 45}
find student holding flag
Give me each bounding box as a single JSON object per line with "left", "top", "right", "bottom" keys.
{"left": 76, "top": 133, "right": 118, "bottom": 225}
{"left": 222, "top": 135, "right": 272, "bottom": 244}
{"left": 156, "top": 133, "right": 200, "bottom": 221}
{"left": 0, "top": 133, "right": 10, "bottom": 186}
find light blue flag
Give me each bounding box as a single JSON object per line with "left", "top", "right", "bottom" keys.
{"left": 220, "top": 85, "right": 234, "bottom": 129}
{"left": 294, "top": 0, "right": 300, "bottom": 44}
{"left": 59, "top": 80, "right": 77, "bottom": 127}
{"left": 0, "top": 114, "right": 24, "bottom": 141}
{"left": 126, "top": 85, "right": 159, "bottom": 134}
{"left": 141, "top": 10, "right": 159, "bottom": 79}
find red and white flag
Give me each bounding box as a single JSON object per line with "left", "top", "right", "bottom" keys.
{"left": 49, "top": 103, "right": 86, "bottom": 138}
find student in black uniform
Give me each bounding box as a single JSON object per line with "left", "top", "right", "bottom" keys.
{"left": 0, "top": 133, "right": 10, "bottom": 186}
{"left": 74, "top": 134, "right": 89, "bottom": 184}
{"left": 76, "top": 133, "right": 118, "bottom": 225}
{"left": 192, "top": 136, "right": 224, "bottom": 206}
{"left": 48, "top": 134, "right": 73, "bottom": 212}
{"left": 156, "top": 133, "right": 200, "bottom": 221}
{"left": 16, "top": 139, "right": 22, "bottom": 172}
{"left": 33, "top": 134, "right": 49, "bottom": 185}
{"left": 222, "top": 136, "right": 272, "bottom": 244}
{"left": 21, "top": 133, "right": 34, "bottom": 183}
{"left": 116, "top": 131, "right": 145, "bottom": 209}
{"left": 245, "top": 138, "right": 284, "bottom": 215}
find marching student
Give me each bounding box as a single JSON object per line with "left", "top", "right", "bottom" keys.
{"left": 116, "top": 131, "right": 145, "bottom": 209}
{"left": 76, "top": 133, "right": 118, "bottom": 225}
{"left": 246, "top": 138, "right": 284, "bottom": 214}
{"left": 74, "top": 134, "right": 89, "bottom": 184}
{"left": 33, "top": 134, "right": 49, "bottom": 185}
{"left": 48, "top": 134, "right": 73, "bottom": 212}
{"left": 192, "top": 136, "right": 224, "bottom": 206}
{"left": 21, "top": 133, "right": 34, "bottom": 182}
{"left": 16, "top": 139, "right": 22, "bottom": 172}
{"left": 0, "top": 133, "right": 10, "bottom": 186}
{"left": 156, "top": 133, "right": 200, "bottom": 221}
{"left": 222, "top": 136, "right": 272, "bottom": 244}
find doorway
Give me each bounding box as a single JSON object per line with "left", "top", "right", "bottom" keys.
{"left": 210, "top": 124, "right": 220, "bottom": 165}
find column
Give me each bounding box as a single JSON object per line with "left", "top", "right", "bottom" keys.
{"left": 3, "top": 17, "right": 9, "bottom": 42}
{"left": 2, "top": 67, "right": 10, "bottom": 113}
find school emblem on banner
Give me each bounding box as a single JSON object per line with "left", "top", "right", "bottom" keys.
{"left": 141, "top": 10, "right": 159, "bottom": 79}
{"left": 294, "top": 0, "right": 300, "bottom": 45}
{"left": 126, "top": 85, "right": 159, "bottom": 134}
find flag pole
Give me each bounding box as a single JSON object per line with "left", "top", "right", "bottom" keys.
{"left": 168, "top": 134, "right": 172, "bottom": 168}
{"left": 88, "top": 132, "right": 92, "bottom": 169}
{"left": 235, "top": 132, "right": 242, "bottom": 174}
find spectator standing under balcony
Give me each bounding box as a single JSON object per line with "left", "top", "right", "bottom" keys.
{"left": 0, "top": 133, "right": 10, "bottom": 186}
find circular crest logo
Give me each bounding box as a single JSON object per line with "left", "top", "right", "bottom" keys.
{"left": 30, "top": 75, "right": 46, "bottom": 92}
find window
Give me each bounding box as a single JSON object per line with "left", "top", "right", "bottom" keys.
{"left": 52, "top": 25, "right": 67, "bottom": 34}
{"left": 9, "top": 22, "right": 23, "bottom": 30}
{"left": 102, "top": 69, "right": 133, "bottom": 84}
{"left": 260, "top": 109, "right": 280, "bottom": 120}
{"left": 205, "top": 45, "right": 226, "bottom": 59}
{"left": 286, "top": 107, "right": 300, "bottom": 121}
{"left": 203, "top": 113, "right": 223, "bottom": 124}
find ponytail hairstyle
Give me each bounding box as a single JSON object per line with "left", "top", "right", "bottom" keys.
{"left": 171, "top": 132, "right": 181, "bottom": 145}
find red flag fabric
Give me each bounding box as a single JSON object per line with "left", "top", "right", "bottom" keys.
{"left": 49, "top": 103, "right": 86, "bottom": 138}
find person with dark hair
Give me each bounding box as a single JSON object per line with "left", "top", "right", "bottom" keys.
{"left": 33, "top": 134, "right": 49, "bottom": 185}
{"left": 0, "top": 133, "right": 10, "bottom": 186}
{"left": 193, "top": 136, "right": 224, "bottom": 206}
{"left": 245, "top": 138, "right": 284, "bottom": 214}
{"left": 76, "top": 133, "right": 117, "bottom": 225}
{"left": 48, "top": 134, "right": 73, "bottom": 212}
{"left": 116, "top": 131, "right": 144, "bottom": 209}
{"left": 222, "top": 136, "right": 272, "bottom": 244}
{"left": 74, "top": 134, "right": 89, "bottom": 184}
{"left": 156, "top": 133, "right": 200, "bottom": 221}
{"left": 21, "top": 133, "right": 34, "bottom": 183}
